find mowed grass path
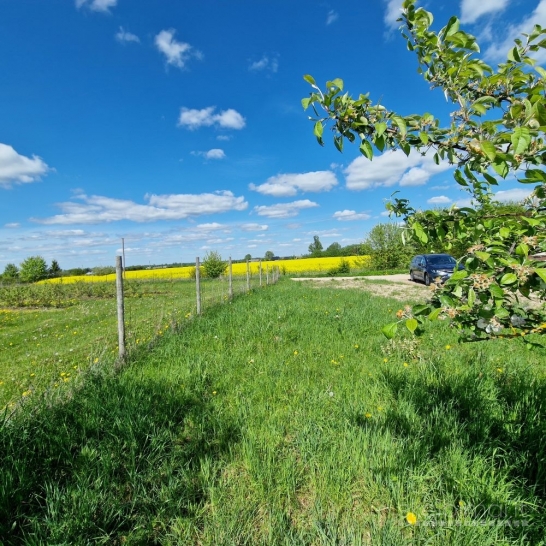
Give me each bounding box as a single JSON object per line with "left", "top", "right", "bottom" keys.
{"left": 1, "top": 280, "right": 545, "bottom": 544}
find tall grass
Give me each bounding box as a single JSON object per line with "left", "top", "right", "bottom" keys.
{"left": 1, "top": 280, "right": 545, "bottom": 544}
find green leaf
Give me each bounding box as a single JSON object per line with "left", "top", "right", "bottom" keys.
{"left": 375, "top": 122, "right": 387, "bottom": 137}
{"left": 499, "top": 227, "right": 511, "bottom": 238}
{"left": 301, "top": 97, "right": 311, "bottom": 110}
{"left": 500, "top": 273, "right": 518, "bottom": 285}
{"left": 382, "top": 322, "right": 398, "bottom": 339}
{"left": 360, "top": 140, "right": 373, "bottom": 160}
{"left": 534, "top": 268, "right": 546, "bottom": 282}
{"left": 511, "top": 127, "right": 531, "bottom": 155}
{"left": 468, "top": 287, "right": 476, "bottom": 307}
{"left": 428, "top": 307, "right": 443, "bottom": 320}
{"left": 419, "top": 131, "right": 429, "bottom": 144}
{"left": 330, "top": 78, "right": 343, "bottom": 90}
{"left": 391, "top": 115, "right": 407, "bottom": 137}
{"left": 405, "top": 318, "right": 418, "bottom": 333}
{"left": 508, "top": 46, "right": 521, "bottom": 62}
{"left": 444, "top": 16, "right": 460, "bottom": 37}
{"left": 475, "top": 251, "right": 490, "bottom": 261}
{"left": 480, "top": 141, "right": 496, "bottom": 161}
{"left": 489, "top": 284, "right": 504, "bottom": 298}
{"left": 449, "top": 270, "right": 468, "bottom": 281}
{"left": 303, "top": 74, "right": 316, "bottom": 86}
{"left": 515, "top": 243, "right": 529, "bottom": 257}
{"left": 313, "top": 121, "right": 323, "bottom": 139}
{"left": 492, "top": 159, "right": 509, "bottom": 178}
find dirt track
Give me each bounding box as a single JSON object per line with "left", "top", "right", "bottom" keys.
{"left": 291, "top": 274, "right": 432, "bottom": 302}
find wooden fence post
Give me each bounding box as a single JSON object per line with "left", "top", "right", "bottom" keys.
{"left": 266, "top": 265, "right": 269, "bottom": 285}
{"left": 228, "top": 256, "right": 233, "bottom": 300}
{"left": 195, "top": 257, "right": 201, "bottom": 315}
{"left": 115, "top": 255, "right": 126, "bottom": 361}
{"left": 246, "top": 260, "right": 250, "bottom": 291}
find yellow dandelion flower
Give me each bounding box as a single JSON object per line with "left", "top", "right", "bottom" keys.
{"left": 365, "top": 412, "right": 372, "bottom": 419}
{"left": 294, "top": 350, "right": 298, "bottom": 355}
{"left": 354, "top": 344, "right": 359, "bottom": 349}
{"left": 445, "top": 345, "right": 451, "bottom": 350}
{"left": 212, "top": 391, "right": 217, "bottom": 395}
{"left": 496, "top": 368, "right": 503, "bottom": 373}
{"left": 383, "top": 358, "right": 388, "bottom": 363}
{"left": 403, "top": 362, "right": 409, "bottom": 367}
{"left": 406, "top": 512, "right": 417, "bottom": 525}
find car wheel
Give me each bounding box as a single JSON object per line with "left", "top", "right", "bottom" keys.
{"left": 424, "top": 273, "right": 430, "bottom": 286}
{"left": 410, "top": 270, "right": 415, "bottom": 282}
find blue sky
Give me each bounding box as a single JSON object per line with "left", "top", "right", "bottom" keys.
{"left": 0, "top": 0, "right": 542, "bottom": 269}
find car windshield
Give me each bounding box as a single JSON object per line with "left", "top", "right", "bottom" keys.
{"left": 427, "top": 255, "right": 456, "bottom": 266}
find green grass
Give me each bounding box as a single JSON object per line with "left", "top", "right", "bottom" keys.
{"left": 0, "top": 277, "right": 250, "bottom": 409}
{"left": 1, "top": 279, "right": 545, "bottom": 544}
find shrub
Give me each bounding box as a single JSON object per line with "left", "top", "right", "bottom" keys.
{"left": 202, "top": 251, "right": 227, "bottom": 279}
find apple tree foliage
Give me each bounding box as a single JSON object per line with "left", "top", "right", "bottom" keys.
{"left": 303, "top": 0, "right": 546, "bottom": 345}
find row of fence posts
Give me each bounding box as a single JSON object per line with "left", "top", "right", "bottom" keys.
{"left": 115, "top": 256, "right": 280, "bottom": 361}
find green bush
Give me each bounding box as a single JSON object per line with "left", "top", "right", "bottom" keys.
{"left": 202, "top": 251, "right": 227, "bottom": 279}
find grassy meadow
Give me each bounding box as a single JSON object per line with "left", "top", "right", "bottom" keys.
{"left": 1, "top": 278, "right": 545, "bottom": 544}
{"left": 0, "top": 276, "right": 252, "bottom": 410}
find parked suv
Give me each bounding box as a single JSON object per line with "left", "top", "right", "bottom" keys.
{"left": 409, "top": 254, "right": 461, "bottom": 286}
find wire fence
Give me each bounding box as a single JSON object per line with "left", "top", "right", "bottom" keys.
{"left": 0, "top": 257, "right": 279, "bottom": 408}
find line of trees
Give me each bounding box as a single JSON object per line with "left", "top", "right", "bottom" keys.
{"left": 1, "top": 257, "right": 62, "bottom": 284}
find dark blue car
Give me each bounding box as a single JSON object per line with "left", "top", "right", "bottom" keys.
{"left": 409, "top": 254, "right": 461, "bottom": 286}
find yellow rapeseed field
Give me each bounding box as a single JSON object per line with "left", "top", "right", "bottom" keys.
{"left": 42, "top": 256, "right": 370, "bottom": 283}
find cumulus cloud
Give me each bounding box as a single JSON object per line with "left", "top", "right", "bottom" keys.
{"left": 484, "top": 0, "right": 546, "bottom": 62}
{"left": 326, "top": 10, "right": 339, "bottom": 25}
{"left": 192, "top": 148, "right": 226, "bottom": 160}
{"left": 154, "top": 29, "right": 201, "bottom": 69}
{"left": 254, "top": 200, "right": 319, "bottom": 219}
{"left": 4, "top": 223, "right": 20, "bottom": 228}
{"left": 427, "top": 195, "right": 452, "bottom": 204}
{"left": 493, "top": 188, "right": 535, "bottom": 202}
{"left": 0, "top": 144, "right": 50, "bottom": 189}
{"left": 460, "top": 0, "right": 509, "bottom": 23}
{"left": 249, "top": 171, "right": 338, "bottom": 197}
{"left": 249, "top": 55, "right": 279, "bottom": 73}
{"left": 344, "top": 149, "right": 451, "bottom": 191}
{"left": 333, "top": 210, "right": 371, "bottom": 221}
{"left": 178, "top": 107, "right": 245, "bottom": 130}
{"left": 115, "top": 27, "right": 140, "bottom": 44}
{"left": 32, "top": 191, "right": 248, "bottom": 225}
{"left": 75, "top": 0, "right": 116, "bottom": 12}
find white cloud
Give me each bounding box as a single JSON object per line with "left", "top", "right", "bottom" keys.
{"left": 344, "top": 149, "right": 451, "bottom": 191}
{"left": 431, "top": 184, "right": 450, "bottom": 190}
{"left": 154, "top": 29, "right": 201, "bottom": 69}
{"left": 178, "top": 107, "right": 246, "bottom": 130}
{"left": 217, "top": 135, "right": 230, "bottom": 141}
{"left": 32, "top": 191, "right": 248, "bottom": 225}
{"left": 192, "top": 148, "right": 226, "bottom": 160}
{"left": 484, "top": 0, "right": 546, "bottom": 62}
{"left": 493, "top": 188, "right": 535, "bottom": 202}
{"left": 249, "top": 171, "right": 338, "bottom": 196}
{"left": 427, "top": 195, "right": 452, "bottom": 204}
{"left": 460, "top": 0, "right": 509, "bottom": 23}
{"left": 254, "top": 200, "right": 319, "bottom": 218}
{"left": 115, "top": 27, "right": 140, "bottom": 44}
{"left": 75, "top": 0, "right": 116, "bottom": 12}
{"left": 383, "top": 0, "right": 403, "bottom": 30}
{"left": 0, "top": 144, "right": 50, "bottom": 189}
{"left": 240, "top": 223, "right": 268, "bottom": 232}
{"left": 380, "top": 211, "right": 392, "bottom": 217}
{"left": 249, "top": 55, "right": 279, "bottom": 73}
{"left": 326, "top": 10, "right": 339, "bottom": 25}
{"left": 195, "top": 222, "right": 225, "bottom": 231}
{"left": 4, "top": 223, "right": 20, "bottom": 228}
{"left": 333, "top": 210, "right": 371, "bottom": 221}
